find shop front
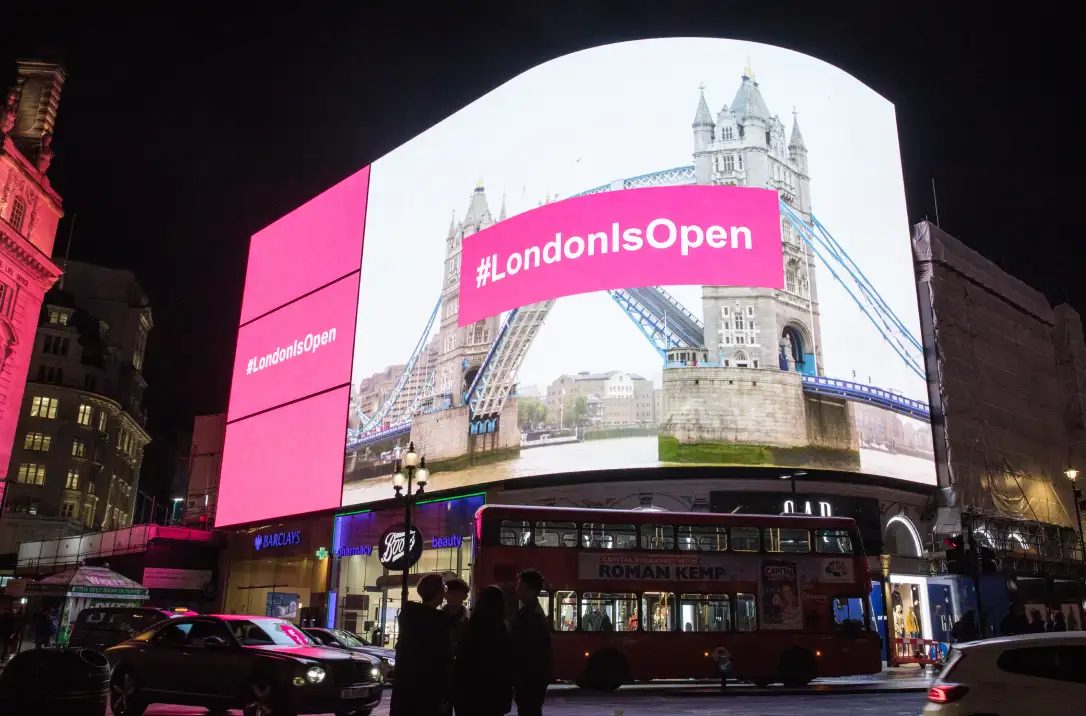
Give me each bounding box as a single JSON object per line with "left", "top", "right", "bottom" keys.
{"left": 330, "top": 492, "right": 484, "bottom": 646}
{"left": 221, "top": 514, "right": 334, "bottom": 626}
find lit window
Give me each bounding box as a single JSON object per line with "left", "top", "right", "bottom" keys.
{"left": 61, "top": 502, "right": 78, "bottom": 518}
{"left": 84, "top": 506, "right": 95, "bottom": 527}
{"left": 23, "top": 432, "right": 51, "bottom": 451}
{"left": 77, "top": 404, "right": 93, "bottom": 426}
{"left": 9, "top": 196, "right": 26, "bottom": 232}
{"left": 72, "top": 439, "right": 86, "bottom": 458}
{"left": 48, "top": 307, "right": 71, "bottom": 325}
{"left": 98, "top": 411, "right": 108, "bottom": 432}
{"left": 65, "top": 469, "right": 80, "bottom": 490}
{"left": 17, "top": 463, "right": 46, "bottom": 485}
{"left": 30, "top": 396, "right": 59, "bottom": 419}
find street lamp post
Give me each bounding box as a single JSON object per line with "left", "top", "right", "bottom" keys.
{"left": 392, "top": 442, "right": 428, "bottom": 609}
{"left": 1066, "top": 468, "right": 1084, "bottom": 561}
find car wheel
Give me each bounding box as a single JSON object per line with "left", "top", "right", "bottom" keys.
{"left": 109, "top": 669, "right": 148, "bottom": 716}
{"left": 242, "top": 678, "right": 296, "bottom": 716}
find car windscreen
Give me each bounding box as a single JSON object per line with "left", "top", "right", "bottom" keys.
{"left": 230, "top": 619, "right": 313, "bottom": 647}
{"left": 330, "top": 629, "right": 368, "bottom": 648}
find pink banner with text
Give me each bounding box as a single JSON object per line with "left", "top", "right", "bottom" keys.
{"left": 458, "top": 185, "right": 783, "bottom": 326}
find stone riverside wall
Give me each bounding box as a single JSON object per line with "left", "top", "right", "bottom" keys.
{"left": 410, "top": 398, "right": 520, "bottom": 471}
{"left": 659, "top": 366, "right": 860, "bottom": 470}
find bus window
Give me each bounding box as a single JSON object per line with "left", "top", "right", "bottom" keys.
{"left": 642, "top": 592, "right": 676, "bottom": 632}
{"left": 736, "top": 593, "right": 757, "bottom": 631}
{"left": 535, "top": 521, "right": 578, "bottom": 548}
{"left": 764, "top": 527, "right": 810, "bottom": 553}
{"left": 554, "top": 591, "right": 578, "bottom": 632}
{"left": 678, "top": 525, "right": 728, "bottom": 552}
{"left": 815, "top": 529, "right": 854, "bottom": 554}
{"left": 731, "top": 527, "right": 761, "bottom": 552}
{"left": 582, "top": 523, "right": 637, "bottom": 550}
{"left": 500, "top": 520, "right": 531, "bottom": 547}
{"left": 832, "top": 597, "right": 865, "bottom": 633}
{"left": 640, "top": 524, "right": 676, "bottom": 551}
{"left": 582, "top": 593, "right": 637, "bottom": 632}
{"left": 680, "top": 594, "right": 733, "bottom": 632}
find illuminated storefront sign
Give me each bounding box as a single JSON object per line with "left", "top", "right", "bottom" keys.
{"left": 254, "top": 530, "right": 302, "bottom": 551}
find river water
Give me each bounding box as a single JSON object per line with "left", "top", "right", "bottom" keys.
{"left": 340, "top": 436, "right": 936, "bottom": 507}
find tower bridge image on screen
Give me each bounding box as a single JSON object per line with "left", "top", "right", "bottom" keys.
{"left": 342, "top": 53, "right": 935, "bottom": 504}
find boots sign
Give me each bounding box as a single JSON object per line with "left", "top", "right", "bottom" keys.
{"left": 379, "top": 523, "right": 423, "bottom": 571}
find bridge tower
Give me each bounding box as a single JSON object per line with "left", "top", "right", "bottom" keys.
{"left": 433, "top": 178, "right": 506, "bottom": 409}
{"left": 692, "top": 66, "right": 823, "bottom": 376}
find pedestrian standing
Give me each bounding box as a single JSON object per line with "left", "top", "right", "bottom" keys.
{"left": 1000, "top": 603, "right": 1029, "bottom": 636}
{"left": 453, "top": 585, "right": 513, "bottom": 716}
{"left": 34, "top": 607, "right": 57, "bottom": 649}
{"left": 511, "top": 569, "right": 552, "bottom": 716}
{"left": 390, "top": 573, "right": 454, "bottom": 716}
{"left": 442, "top": 577, "right": 471, "bottom": 655}
{"left": 0, "top": 609, "right": 14, "bottom": 661}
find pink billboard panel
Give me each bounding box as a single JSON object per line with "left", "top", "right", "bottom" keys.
{"left": 239, "top": 166, "right": 370, "bottom": 324}
{"left": 217, "top": 386, "right": 350, "bottom": 527}
{"left": 457, "top": 185, "right": 783, "bottom": 326}
{"left": 227, "top": 274, "right": 358, "bottom": 422}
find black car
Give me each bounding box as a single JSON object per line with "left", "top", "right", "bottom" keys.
{"left": 68, "top": 607, "right": 178, "bottom": 653}
{"left": 303, "top": 628, "right": 396, "bottom": 682}
{"left": 105, "top": 614, "right": 383, "bottom": 716}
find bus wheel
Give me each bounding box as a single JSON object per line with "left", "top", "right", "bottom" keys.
{"left": 578, "top": 649, "right": 629, "bottom": 692}
{"left": 779, "top": 648, "right": 816, "bottom": 688}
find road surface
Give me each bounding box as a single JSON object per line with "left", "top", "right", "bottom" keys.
{"left": 117, "top": 689, "right": 927, "bottom": 716}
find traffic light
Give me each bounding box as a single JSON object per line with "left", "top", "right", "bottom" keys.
{"left": 944, "top": 534, "right": 968, "bottom": 573}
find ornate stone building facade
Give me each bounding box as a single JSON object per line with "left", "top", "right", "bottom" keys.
{"left": 433, "top": 180, "right": 507, "bottom": 407}
{"left": 0, "top": 61, "right": 66, "bottom": 505}
{"left": 693, "top": 68, "right": 823, "bottom": 376}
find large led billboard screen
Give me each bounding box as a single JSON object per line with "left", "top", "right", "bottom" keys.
{"left": 219, "top": 38, "right": 935, "bottom": 526}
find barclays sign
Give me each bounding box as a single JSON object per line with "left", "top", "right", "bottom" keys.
{"left": 254, "top": 530, "right": 303, "bottom": 551}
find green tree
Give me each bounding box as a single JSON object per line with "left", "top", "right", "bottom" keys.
{"left": 567, "top": 395, "right": 589, "bottom": 426}
{"left": 518, "top": 396, "right": 547, "bottom": 429}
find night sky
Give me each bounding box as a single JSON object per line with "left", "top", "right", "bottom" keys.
{"left": 0, "top": 3, "right": 1073, "bottom": 499}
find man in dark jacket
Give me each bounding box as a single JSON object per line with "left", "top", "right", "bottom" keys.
{"left": 511, "top": 568, "right": 552, "bottom": 716}
{"left": 390, "top": 573, "right": 453, "bottom": 716}
{"left": 999, "top": 603, "right": 1029, "bottom": 636}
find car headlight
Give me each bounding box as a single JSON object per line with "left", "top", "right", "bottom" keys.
{"left": 382, "top": 656, "right": 395, "bottom": 667}
{"left": 305, "top": 666, "right": 326, "bottom": 684}
{"left": 371, "top": 667, "right": 381, "bottom": 681}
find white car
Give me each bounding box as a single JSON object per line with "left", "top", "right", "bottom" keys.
{"left": 923, "top": 631, "right": 1086, "bottom": 715}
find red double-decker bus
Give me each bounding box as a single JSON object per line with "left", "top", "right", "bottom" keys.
{"left": 473, "top": 504, "right": 880, "bottom": 689}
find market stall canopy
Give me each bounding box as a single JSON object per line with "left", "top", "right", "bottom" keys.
{"left": 25, "top": 565, "right": 149, "bottom": 600}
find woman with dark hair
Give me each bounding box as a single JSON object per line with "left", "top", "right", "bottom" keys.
{"left": 454, "top": 585, "right": 514, "bottom": 716}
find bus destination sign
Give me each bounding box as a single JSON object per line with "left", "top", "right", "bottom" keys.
{"left": 578, "top": 553, "right": 756, "bottom": 583}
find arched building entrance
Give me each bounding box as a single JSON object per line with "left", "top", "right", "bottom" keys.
{"left": 779, "top": 324, "right": 815, "bottom": 375}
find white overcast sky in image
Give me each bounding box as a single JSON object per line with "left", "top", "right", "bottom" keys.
{"left": 351, "top": 37, "right": 922, "bottom": 400}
